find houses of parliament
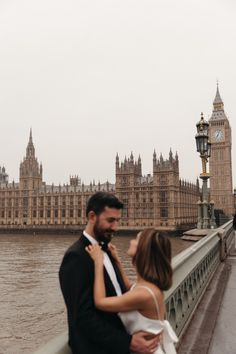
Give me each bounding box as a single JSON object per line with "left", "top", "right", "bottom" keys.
{"left": 0, "top": 86, "right": 234, "bottom": 230}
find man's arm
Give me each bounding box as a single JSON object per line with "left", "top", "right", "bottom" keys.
{"left": 59, "top": 253, "right": 131, "bottom": 354}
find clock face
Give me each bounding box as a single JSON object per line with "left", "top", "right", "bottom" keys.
{"left": 214, "top": 129, "right": 223, "bottom": 142}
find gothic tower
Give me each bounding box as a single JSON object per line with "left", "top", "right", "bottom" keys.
{"left": 115, "top": 152, "right": 142, "bottom": 221}
{"left": 209, "top": 85, "right": 234, "bottom": 216}
{"left": 19, "top": 129, "right": 43, "bottom": 190}
{"left": 153, "top": 149, "right": 180, "bottom": 226}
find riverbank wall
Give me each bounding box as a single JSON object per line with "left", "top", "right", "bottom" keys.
{"left": 0, "top": 224, "right": 195, "bottom": 236}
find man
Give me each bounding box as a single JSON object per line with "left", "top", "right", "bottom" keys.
{"left": 59, "top": 192, "right": 159, "bottom": 354}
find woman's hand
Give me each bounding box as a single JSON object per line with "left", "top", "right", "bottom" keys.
{"left": 85, "top": 244, "right": 104, "bottom": 264}
{"left": 108, "top": 243, "right": 120, "bottom": 263}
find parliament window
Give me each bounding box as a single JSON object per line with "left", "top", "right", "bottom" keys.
{"left": 160, "top": 207, "right": 168, "bottom": 218}
{"left": 160, "top": 191, "right": 168, "bottom": 203}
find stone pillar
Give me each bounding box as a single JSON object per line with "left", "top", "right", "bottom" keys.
{"left": 201, "top": 176, "right": 210, "bottom": 229}
{"left": 202, "top": 200, "right": 209, "bottom": 229}
{"left": 197, "top": 200, "right": 202, "bottom": 229}
{"left": 210, "top": 200, "right": 216, "bottom": 229}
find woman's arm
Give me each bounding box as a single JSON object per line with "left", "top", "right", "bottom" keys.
{"left": 86, "top": 245, "right": 149, "bottom": 312}
{"left": 108, "top": 243, "right": 132, "bottom": 290}
{"left": 94, "top": 286, "right": 150, "bottom": 312}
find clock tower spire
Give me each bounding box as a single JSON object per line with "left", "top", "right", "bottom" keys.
{"left": 209, "top": 84, "right": 233, "bottom": 217}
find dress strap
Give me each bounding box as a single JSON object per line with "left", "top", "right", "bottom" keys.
{"left": 134, "top": 285, "right": 160, "bottom": 319}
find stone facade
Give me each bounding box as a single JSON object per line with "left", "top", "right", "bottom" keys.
{"left": 209, "top": 86, "right": 234, "bottom": 216}
{"left": 116, "top": 151, "right": 199, "bottom": 230}
{"left": 0, "top": 132, "right": 199, "bottom": 230}
{"left": 0, "top": 166, "right": 8, "bottom": 187}
{"left": 0, "top": 131, "right": 115, "bottom": 227}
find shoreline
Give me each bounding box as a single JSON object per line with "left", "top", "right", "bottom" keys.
{"left": 0, "top": 226, "right": 191, "bottom": 237}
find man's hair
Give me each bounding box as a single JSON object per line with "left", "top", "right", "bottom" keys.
{"left": 133, "top": 228, "right": 173, "bottom": 291}
{"left": 86, "top": 192, "right": 123, "bottom": 217}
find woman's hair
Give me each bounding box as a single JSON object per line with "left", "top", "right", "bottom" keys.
{"left": 133, "top": 228, "right": 173, "bottom": 291}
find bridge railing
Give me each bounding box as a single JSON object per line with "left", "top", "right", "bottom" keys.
{"left": 32, "top": 220, "right": 233, "bottom": 354}
{"left": 165, "top": 220, "right": 233, "bottom": 338}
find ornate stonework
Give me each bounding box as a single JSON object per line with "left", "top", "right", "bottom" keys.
{"left": 0, "top": 131, "right": 199, "bottom": 230}
{"left": 209, "top": 85, "right": 234, "bottom": 216}
{"left": 116, "top": 151, "right": 199, "bottom": 229}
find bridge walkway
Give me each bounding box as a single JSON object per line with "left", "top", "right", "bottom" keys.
{"left": 178, "top": 240, "right": 236, "bottom": 354}
{"left": 208, "top": 242, "right": 236, "bottom": 354}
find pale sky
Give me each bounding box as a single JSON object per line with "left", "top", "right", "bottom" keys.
{"left": 0, "top": 0, "right": 235, "bottom": 187}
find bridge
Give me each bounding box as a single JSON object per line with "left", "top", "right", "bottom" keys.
{"left": 32, "top": 220, "right": 234, "bottom": 354}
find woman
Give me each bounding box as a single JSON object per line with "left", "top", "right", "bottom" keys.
{"left": 86, "top": 228, "right": 178, "bottom": 354}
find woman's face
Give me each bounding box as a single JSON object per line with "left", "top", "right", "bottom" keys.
{"left": 127, "top": 233, "right": 140, "bottom": 257}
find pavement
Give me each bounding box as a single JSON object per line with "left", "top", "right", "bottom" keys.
{"left": 178, "top": 234, "right": 236, "bottom": 354}
{"left": 208, "top": 242, "right": 236, "bottom": 354}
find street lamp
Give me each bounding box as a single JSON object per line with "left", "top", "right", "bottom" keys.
{"left": 195, "top": 113, "right": 216, "bottom": 229}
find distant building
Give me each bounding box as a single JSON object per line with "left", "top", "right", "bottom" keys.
{"left": 0, "top": 166, "right": 8, "bottom": 187}
{"left": 0, "top": 130, "right": 115, "bottom": 227}
{"left": 209, "top": 85, "right": 234, "bottom": 216}
{"left": 116, "top": 151, "right": 199, "bottom": 230}
{"left": 0, "top": 130, "right": 199, "bottom": 230}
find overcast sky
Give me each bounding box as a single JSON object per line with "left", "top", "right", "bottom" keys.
{"left": 0, "top": 0, "right": 235, "bottom": 187}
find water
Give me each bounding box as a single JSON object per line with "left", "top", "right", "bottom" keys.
{"left": 0, "top": 234, "right": 193, "bottom": 354}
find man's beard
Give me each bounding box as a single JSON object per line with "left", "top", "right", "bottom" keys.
{"left": 94, "top": 220, "right": 114, "bottom": 244}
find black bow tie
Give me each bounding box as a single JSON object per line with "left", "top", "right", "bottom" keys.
{"left": 99, "top": 242, "right": 109, "bottom": 252}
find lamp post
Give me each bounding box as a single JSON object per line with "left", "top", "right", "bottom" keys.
{"left": 195, "top": 113, "right": 216, "bottom": 229}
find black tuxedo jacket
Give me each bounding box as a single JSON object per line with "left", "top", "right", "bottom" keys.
{"left": 59, "top": 234, "right": 131, "bottom": 354}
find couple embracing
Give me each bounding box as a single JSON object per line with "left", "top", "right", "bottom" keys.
{"left": 59, "top": 192, "right": 178, "bottom": 354}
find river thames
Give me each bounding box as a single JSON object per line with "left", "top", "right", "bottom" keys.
{"left": 0, "top": 234, "right": 193, "bottom": 354}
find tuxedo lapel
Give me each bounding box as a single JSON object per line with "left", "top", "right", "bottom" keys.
{"left": 107, "top": 251, "right": 127, "bottom": 294}
{"left": 80, "top": 233, "right": 121, "bottom": 296}
{"left": 103, "top": 267, "right": 118, "bottom": 296}
{"left": 79, "top": 233, "right": 91, "bottom": 248}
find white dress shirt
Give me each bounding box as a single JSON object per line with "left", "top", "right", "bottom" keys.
{"left": 83, "top": 231, "right": 122, "bottom": 296}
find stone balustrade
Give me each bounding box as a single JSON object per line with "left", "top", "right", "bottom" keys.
{"left": 165, "top": 220, "right": 233, "bottom": 338}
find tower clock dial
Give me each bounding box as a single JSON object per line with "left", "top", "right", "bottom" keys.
{"left": 213, "top": 129, "right": 223, "bottom": 142}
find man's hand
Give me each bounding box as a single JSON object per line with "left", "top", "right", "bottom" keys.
{"left": 130, "top": 331, "right": 160, "bottom": 354}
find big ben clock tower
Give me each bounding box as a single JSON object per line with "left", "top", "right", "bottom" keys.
{"left": 209, "top": 84, "right": 234, "bottom": 216}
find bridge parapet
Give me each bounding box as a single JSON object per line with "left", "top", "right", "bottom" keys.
{"left": 32, "top": 220, "right": 233, "bottom": 354}
{"left": 165, "top": 220, "right": 233, "bottom": 338}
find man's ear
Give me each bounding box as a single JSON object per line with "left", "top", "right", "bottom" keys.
{"left": 87, "top": 211, "right": 97, "bottom": 224}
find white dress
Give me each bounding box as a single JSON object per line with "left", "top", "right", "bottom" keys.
{"left": 118, "top": 285, "right": 178, "bottom": 354}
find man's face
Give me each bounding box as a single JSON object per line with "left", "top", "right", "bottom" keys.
{"left": 93, "top": 207, "right": 122, "bottom": 243}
